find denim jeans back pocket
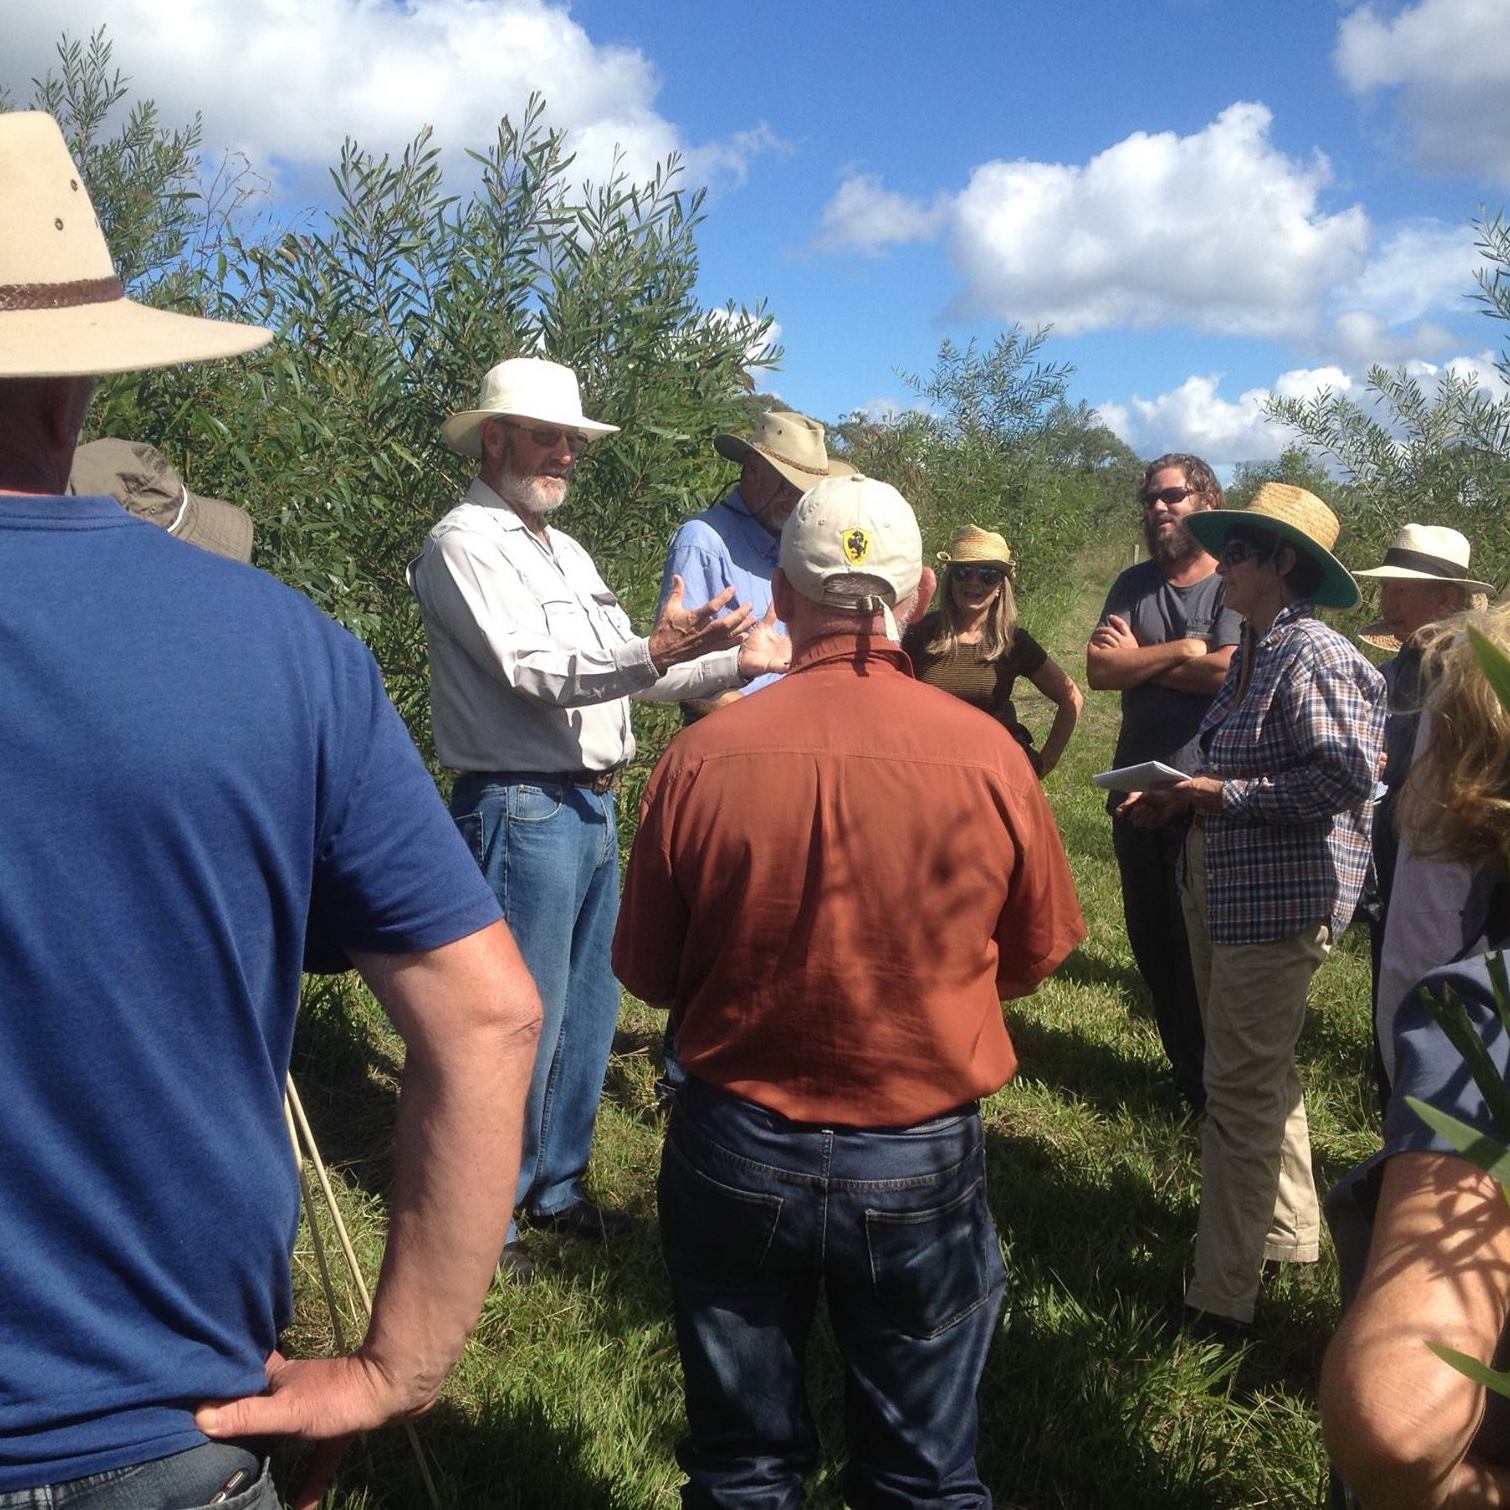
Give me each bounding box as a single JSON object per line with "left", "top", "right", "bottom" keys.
{"left": 864, "top": 1175, "right": 1005, "bottom": 1339}
{"left": 658, "top": 1135, "right": 783, "bottom": 1286}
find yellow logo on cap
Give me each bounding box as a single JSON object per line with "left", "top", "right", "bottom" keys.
{"left": 842, "top": 528, "right": 870, "bottom": 564}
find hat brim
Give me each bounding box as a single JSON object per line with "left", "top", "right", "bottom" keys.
{"left": 938, "top": 550, "right": 1012, "bottom": 571}
{"left": 443, "top": 407, "right": 619, "bottom": 459}
{"left": 1186, "top": 509, "right": 1360, "bottom": 610}
{"left": 714, "top": 433, "right": 830, "bottom": 492}
{"left": 1353, "top": 563, "right": 1494, "bottom": 595}
{"left": 0, "top": 298, "right": 270, "bottom": 377}
{"left": 179, "top": 492, "right": 254, "bottom": 563}
{"left": 1357, "top": 620, "right": 1402, "bottom": 656}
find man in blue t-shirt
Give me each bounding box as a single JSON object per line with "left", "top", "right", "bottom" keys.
{"left": 659, "top": 409, "right": 832, "bottom": 719}
{"left": 0, "top": 113, "right": 541, "bottom": 1509}
{"left": 1086, "top": 452, "right": 1241, "bottom": 1113}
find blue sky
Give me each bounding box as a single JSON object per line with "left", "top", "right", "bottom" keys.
{"left": 7, "top": 0, "right": 1510, "bottom": 466}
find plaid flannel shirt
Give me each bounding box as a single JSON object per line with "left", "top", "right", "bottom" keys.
{"left": 1195, "top": 601, "right": 1385, "bottom": 945}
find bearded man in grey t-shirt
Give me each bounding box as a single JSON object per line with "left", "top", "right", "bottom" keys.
{"left": 1085, "top": 453, "right": 1242, "bottom": 1112}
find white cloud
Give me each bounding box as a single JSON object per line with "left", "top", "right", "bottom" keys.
{"left": 1100, "top": 352, "right": 1509, "bottom": 465}
{"left": 814, "top": 174, "right": 946, "bottom": 255}
{"left": 1337, "top": 0, "right": 1510, "bottom": 182}
{"left": 1328, "top": 309, "right": 1459, "bottom": 367}
{"left": 814, "top": 104, "right": 1369, "bottom": 339}
{"left": 1336, "top": 219, "right": 1480, "bottom": 322}
{"left": 848, "top": 395, "right": 931, "bottom": 424}
{"left": 4, "top": 0, "right": 781, "bottom": 192}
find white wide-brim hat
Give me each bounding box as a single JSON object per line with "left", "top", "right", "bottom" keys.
{"left": 1353, "top": 523, "right": 1494, "bottom": 596}
{"left": 0, "top": 112, "right": 270, "bottom": 377}
{"left": 442, "top": 357, "right": 619, "bottom": 458}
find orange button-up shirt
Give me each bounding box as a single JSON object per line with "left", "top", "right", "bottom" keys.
{"left": 613, "top": 635, "right": 1085, "bottom": 1126}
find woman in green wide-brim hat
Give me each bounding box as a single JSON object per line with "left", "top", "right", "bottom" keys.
{"left": 1116, "top": 481, "right": 1386, "bottom": 1337}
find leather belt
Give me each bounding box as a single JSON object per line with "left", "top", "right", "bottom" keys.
{"left": 491, "top": 768, "right": 621, "bottom": 794}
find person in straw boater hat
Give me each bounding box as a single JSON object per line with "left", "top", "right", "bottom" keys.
{"left": 0, "top": 112, "right": 544, "bottom": 1508}
{"left": 409, "top": 357, "right": 790, "bottom": 1281}
{"left": 1349, "top": 523, "right": 1496, "bottom": 1111}
{"left": 615, "top": 474, "right": 1083, "bottom": 1506}
{"left": 1119, "top": 482, "right": 1385, "bottom": 1339}
{"left": 903, "top": 524, "right": 1084, "bottom": 777}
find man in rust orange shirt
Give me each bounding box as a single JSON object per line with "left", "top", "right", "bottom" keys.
{"left": 614, "top": 475, "right": 1084, "bottom": 1508}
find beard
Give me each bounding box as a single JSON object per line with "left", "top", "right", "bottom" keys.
{"left": 496, "top": 467, "right": 570, "bottom": 516}
{"left": 1145, "top": 515, "right": 1201, "bottom": 564}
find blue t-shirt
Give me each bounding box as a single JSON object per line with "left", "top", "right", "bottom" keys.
{"left": 0, "top": 495, "right": 502, "bottom": 1489}
{"left": 660, "top": 489, "right": 783, "bottom": 697}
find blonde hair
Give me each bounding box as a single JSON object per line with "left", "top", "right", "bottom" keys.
{"left": 925, "top": 563, "right": 1018, "bottom": 662}
{"left": 1398, "top": 602, "right": 1510, "bottom": 866}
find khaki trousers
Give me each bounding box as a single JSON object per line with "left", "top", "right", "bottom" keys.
{"left": 1180, "top": 826, "right": 1328, "bottom": 1323}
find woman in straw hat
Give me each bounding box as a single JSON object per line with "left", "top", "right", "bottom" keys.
{"left": 1120, "top": 483, "right": 1385, "bottom": 1336}
{"left": 902, "top": 525, "right": 1083, "bottom": 777}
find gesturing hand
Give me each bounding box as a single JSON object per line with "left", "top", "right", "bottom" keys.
{"left": 196, "top": 1351, "right": 431, "bottom": 1510}
{"left": 649, "top": 576, "right": 757, "bottom": 674}
{"left": 737, "top": 604, "right": 791, "bottom": 681}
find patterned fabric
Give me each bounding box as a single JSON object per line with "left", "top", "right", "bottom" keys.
{"left": 1196, "top": 601, "right": 1385, "bottom": 945}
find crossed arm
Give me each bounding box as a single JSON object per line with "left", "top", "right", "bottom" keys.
{"left": 196, "top": 921, "right": 543, "bottom": 1508}
{"left": 1323, "top": 1151, "right": 1510, "bottom": 1509}
{"left": 1085, "top": 613, "right": 1234, "bottom": 695}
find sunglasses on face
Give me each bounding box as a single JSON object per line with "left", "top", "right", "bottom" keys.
{"left": 953, "top": 565, "right": 1005, "bottom": 586}
{"left": 1218, "top": 538, "right": 1275, "bottom": 568}
{"left": 1141, "top": 485, "right": 1196, "bottom": 508}
{"left": 506, "top": 420, "right": 585, "bottom": 454}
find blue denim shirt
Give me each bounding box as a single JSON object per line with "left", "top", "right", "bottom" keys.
{"left": 660, "top": 488, "right": 784, "bottom": 696}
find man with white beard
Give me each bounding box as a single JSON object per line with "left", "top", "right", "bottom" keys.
{"left": 1085, "top": 452, "right": 1242, "bottom": 1114}
{"left": 409, "top": 358, "right": 787, "bottom": 1279}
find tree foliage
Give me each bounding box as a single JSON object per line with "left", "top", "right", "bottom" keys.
{"left": 10, "top": 33, "right": 776, "bottom": 760}
{"left": 832, "top": 331, "right": 1142, "bottom": 595}
{"left": 1265, "top": 215, "right": 1510, "bottom": 595}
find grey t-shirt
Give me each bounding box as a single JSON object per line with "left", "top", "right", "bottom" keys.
{"left": 1099, "top": 560, "right": 1242, "bottom": 781}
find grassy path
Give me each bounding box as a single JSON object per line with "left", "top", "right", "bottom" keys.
{"left": 289, "top": 543, "right": 1378, "bottom": 1508}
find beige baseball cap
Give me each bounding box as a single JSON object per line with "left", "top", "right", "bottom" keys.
{"left": 779, "top": 475, "right": 922, "bottom": 628}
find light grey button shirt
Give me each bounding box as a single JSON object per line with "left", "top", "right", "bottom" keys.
{"left": 408, "top": 479, "right": 741, "bottom": 773}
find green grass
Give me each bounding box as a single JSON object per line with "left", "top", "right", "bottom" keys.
{"left": 287, "top": 542, "right": 1376, "bottom": 1508}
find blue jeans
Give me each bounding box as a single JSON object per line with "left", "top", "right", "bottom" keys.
{"left": 659, "top": 1078, "right": 1006, "bottom": 1508}
{"left": 452, "top": 775, "right": 620, "bottom": 1229}
{"left": 0, "top": 1446, "right": 274, "bottom": 1509}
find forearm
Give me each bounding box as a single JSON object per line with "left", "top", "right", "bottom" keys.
{"left": 355, "top": 928, "right": 541, "bottom": 1406}
{"left": 1085, "top": 640, "right": 1195, "bottom": 690}
{"left": 637, "top": 646, "right": 742, "bottom": 703}
{"left": 1037, "top": 696, "right": 1080, "bottom": 775}
{"left": 1153, "top": 650, "right": 1235, "bottom": 695}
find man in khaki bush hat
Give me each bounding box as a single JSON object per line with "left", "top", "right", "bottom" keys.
{"left": 410, "top": 356, "right": 790, "bottom": 1280}
{"left": 616, "top": 475, "right": 1084, "bottom": 1506}
{"left": 0, "top": 111, "right": 542, "bottom": 1509}
{"left": 659, "top": 409, "right": 832, "bottom": 717}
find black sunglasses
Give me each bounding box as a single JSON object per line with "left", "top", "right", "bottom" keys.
{"left": 1141, "top": 485, "right": 1197, "bottom": 507}
{"left": 952, "top": 565, "right": 1005, "bottom": 586}
{"left": 1218, "top": 537, "right": 1276, "bottom": 569}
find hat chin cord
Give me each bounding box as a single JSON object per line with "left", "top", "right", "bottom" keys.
{"left": 165, "top": 485, "right": 190, "bottom": 536}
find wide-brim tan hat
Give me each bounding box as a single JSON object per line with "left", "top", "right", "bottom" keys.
{"left": 1353, "top": 523, "right": 1493, "bottom": 595}
{"left": 0, "top": 112, "right": 270, "bottom": 377}
{"left": 1186, "top": 482, "right": 1360, "bottom": 610}
{"left": 937, "top": 524, "right": 1014, "bottom": 572}
{"left": 71, "top": 437, "right": 254, "bottom": 562}
{"left": 715, "top": 410, "right": 830, "bottom": 492}
{"left": 442, "top": 356, "right": 618, "bottom": 458}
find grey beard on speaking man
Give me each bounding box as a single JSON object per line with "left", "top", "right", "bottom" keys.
{"left": 496, "top": 466, "right": 569, "bottom": 516}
